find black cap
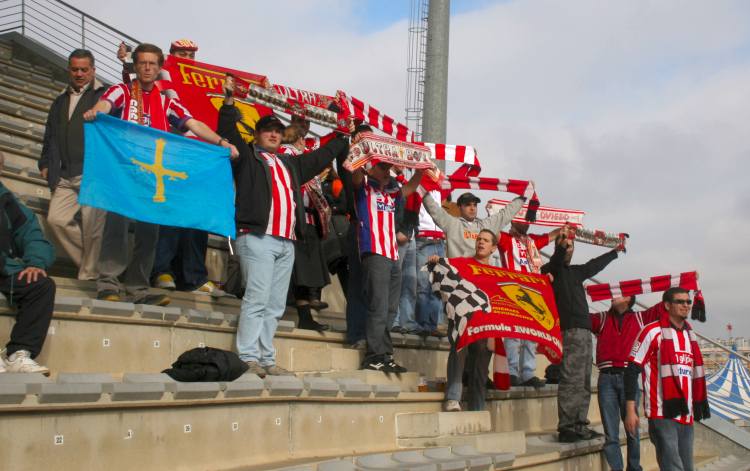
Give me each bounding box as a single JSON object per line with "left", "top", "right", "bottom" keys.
{"left": 457, "top": 192, "right": 481, "bottom": 206}
{"left": 255, "top": 115, "right": 285, "bottom": 133}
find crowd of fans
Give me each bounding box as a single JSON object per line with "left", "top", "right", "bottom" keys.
{"left": 0, "top": 40, "right": 706, "bottom": 471}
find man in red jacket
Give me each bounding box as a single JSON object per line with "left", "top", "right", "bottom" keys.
{"left": 591, "top": 297, "right": 659, "bottom": 471}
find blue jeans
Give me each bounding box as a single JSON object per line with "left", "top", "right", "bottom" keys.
{"left": 151, "top": 226, "right": 209, "bottom": 290}
{"left": 503, "top": 338, "right": 537, "bottom": 382}
{"left": 598, "top": 372, "right": 642, "bottom": 471}
{"left": 415, "top": 239, "right": 445, "bottom": 331}
{"left": 345, "top": 224, "right": 367, "bottom": 344}
{"left": 393, "top": 239, "right": 418, "bottom": 331}
{"left": 235, "top": 233, "right": 294, "bottom": 365}
{"left": 648, "top": 418, "right": 694, "bottom": 471}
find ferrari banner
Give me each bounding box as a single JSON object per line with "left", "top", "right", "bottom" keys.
{"left": 160, "top": 56, "right": 271, "bottom": 141}
{"left": 425, "top": 257, "right": 562, "bottom": 363}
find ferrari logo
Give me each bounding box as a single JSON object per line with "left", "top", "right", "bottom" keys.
{"left": 132, "top": 138, "right": 188, "bottom": 203}
{"left": 498, "top": 283, "right": 554, "bottom": 330}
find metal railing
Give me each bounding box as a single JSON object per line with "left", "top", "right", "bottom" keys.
{"left": 0, "top": 0, "right": 140, "bottom": 84}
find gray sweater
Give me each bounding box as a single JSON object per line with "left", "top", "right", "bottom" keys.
{"left": 421, "top": 194, "right": 524, "bottom": 258}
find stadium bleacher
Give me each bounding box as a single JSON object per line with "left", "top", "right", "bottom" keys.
{"left": 0, "top": 22, "right": 748, "bottom": 471}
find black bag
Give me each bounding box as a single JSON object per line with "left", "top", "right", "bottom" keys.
{"left": 162, "top": 347, "right": 248, "bottom": 382}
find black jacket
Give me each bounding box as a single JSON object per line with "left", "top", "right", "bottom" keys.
{"left": 39, "top": 81, "right": 106, "bottom": 189}
{"left": 217, "top": 105, "right": 349, "bottom": 239}
{"left": 541, "top": 245, "right": 618, "bottom": 331}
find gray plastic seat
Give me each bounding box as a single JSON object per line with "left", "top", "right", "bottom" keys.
{"left": 302, "top": 376, "right": 340, "bottom": 397}
{"left": 423, "top": 448, "right": 490, "bottom": 471}
{"left": 392, "top": 449, "right": 465, "bottom": 471}
{"left": 264, "top": 376, "right": 303, "bottom": 397}
{"left": 357, "top": 452, "right": 437, "bottom": 471}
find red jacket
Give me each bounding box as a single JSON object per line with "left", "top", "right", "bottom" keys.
{"left": 591, "top": 304, "right": 661, "bottom": 370}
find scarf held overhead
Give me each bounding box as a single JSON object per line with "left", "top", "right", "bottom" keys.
{"left": 586, "top": 271, "right": 705, "bottom": 322}
{"left": 487, "top": 198, "right": 585, "bottom": 228}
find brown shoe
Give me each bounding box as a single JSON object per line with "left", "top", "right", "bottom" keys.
{"left": 245, "top": 361, "right": 266, "bottom": 378}
{"left": 264, "top": 365, "right": 294, "bottom": 376}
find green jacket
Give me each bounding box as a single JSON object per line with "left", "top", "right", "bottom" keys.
{"left": 0, "top": 183, "right": 55, "bottom": 276}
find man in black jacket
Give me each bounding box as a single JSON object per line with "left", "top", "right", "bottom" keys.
{"left": 542, "top": 228, "right": 623, "bottom": 442}
{"left": 218, "top": 76, "right": 350, "bottom": 377}
{"left": 39, "top": 49, "right": 106, "bottom": 280}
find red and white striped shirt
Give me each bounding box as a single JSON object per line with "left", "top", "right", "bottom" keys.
{"left": 355, "top": 177, "right": 401, "bottom": 260}
{"left": 629, "top": 322, "right": 695, "bottom": 424}
{"left": 497, "top": 232, "right": 550, "bottom": 273}
{"left": 101, "top": 83, "right": 191, "bottom": 131}
{"left": 259, "top": 152, "right": 296, "bottom": 240}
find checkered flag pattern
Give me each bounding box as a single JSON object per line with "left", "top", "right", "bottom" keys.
{"left": 424, "top": 258, "right": 490, "bottom": 345}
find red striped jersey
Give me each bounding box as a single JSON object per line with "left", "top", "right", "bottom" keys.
{"left": 259, "top": 152, "right": 296, "bottom": 240}
{"left": 101, "top": 83, "right": 191, "bottom": 131}
{"left": 278, "top": 144, "right": 316, "bottom": 226}
{"left": 497, "top": 232, "right": 550, "bottom": 273}
{"left": 355, "top": 177, "right": 401, "bottom": 260}
{"left": 628, "top": 322, "right": 695, "bottom": 424}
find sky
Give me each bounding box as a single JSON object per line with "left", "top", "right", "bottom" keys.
{"left": 66, "top": 0, "right": 750, "bottom": 339}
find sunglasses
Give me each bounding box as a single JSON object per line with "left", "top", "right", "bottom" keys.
{"left": 669, "top": 299, "right": 692, "bottom": 306}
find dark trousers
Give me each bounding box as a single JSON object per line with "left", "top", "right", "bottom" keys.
{"left": 97, "top": 212, "right": 158, "bottom": 298}
{"left": 648, "top": 419, "right": 694, "bottom": 471}
{"left": 151, "top": 226, "right": 209, "bottom": 291}
{"left": 345, "top": 224, "right": 367, "bottom": 344}
{"left": 558, "top": 328, "right": 593, "bottom": 432}
{"left": 0, "top": 275, "right": 55, "bottom": 358}
{"left": 361, "top": 253, "right": 401, "bottom": 360}
{"left": 598, "top": 372, "right": 642, "bottom": 471}
{"left": 445, "top": 330, "right": 491, "bottom": 411}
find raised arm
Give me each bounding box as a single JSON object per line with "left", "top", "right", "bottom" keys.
{"left": 400, "top": 169, "right": 424, "bottom": 198}
{"left": 578, "top": 249, "right": 619, "bottom": 280}
{"left": 480, "top": 196, "right": 524, "bottom": 234}
{"left": 421, "top": 191, "right": 455, "bottom": 232}
{"left": 183, "top": 119, "right": 238, "bottom": 159}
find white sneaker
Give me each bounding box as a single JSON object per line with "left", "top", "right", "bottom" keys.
{"left": 444, "top": 399, "right": 462, "bottom": 412}
{"left": 4, "top": 350, "right": 49, "bottom": 376}
{"left": 192, "top": 281, "right": 226, "bottom": 298}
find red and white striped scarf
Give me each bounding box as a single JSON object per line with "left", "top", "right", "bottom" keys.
{"left": 487, "top": 199, "right": 584, "bottom": 228}
{"left": 586, "top": 271, "right": 706, "bottom": 322}
{"left": 569, "top": 227, "right": 628, "bottom": 250}
{"left": 657, "top": 313, "right": 710, "bottom": 421}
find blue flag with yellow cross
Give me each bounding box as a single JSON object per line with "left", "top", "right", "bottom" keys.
{"left": 80, "top": 113, "right": 235, "bottom": 238}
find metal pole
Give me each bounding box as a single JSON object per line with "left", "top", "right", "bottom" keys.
{"left": 422, "top": 0, "right": 450, "bottom": 170}
{"left": 81, "top": 15, "right": 85, "bottom": 48}
{"left": 20, "top": 0, "right": 25, "bottom": 36}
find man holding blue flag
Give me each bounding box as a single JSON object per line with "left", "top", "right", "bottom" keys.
{"left": 83, "top": 43, "right": 237, "bottom": 306}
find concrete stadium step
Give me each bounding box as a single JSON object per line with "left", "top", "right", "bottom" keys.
{"left": 0, "top": 58, "right": 66, "bottom": 91}
{"left": 0, "top": 290, "right": 451, "bottom": 378}
{"left": 394, "top": 411, "right": 526, "bottom": 456}
{"left": 697, "top": 454, "right": 750, "bottom": 471}
{"left": 0, "top": 96, "right": 48, "bottom": 124}
{"left": 0, "top": 387, "right": 445, "bottom": 470}
{"left": 0, "top": 70, "right": 60, "bottom": 100}
{"left": 315, "top": 370, "right": 422, "bottom": 393}
{"left": 0, "top": 85, "right": 53, "bottom": 111}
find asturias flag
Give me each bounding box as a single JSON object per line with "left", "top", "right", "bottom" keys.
{"left": 80, "top": 113, "right": 235, "bottom": 237}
